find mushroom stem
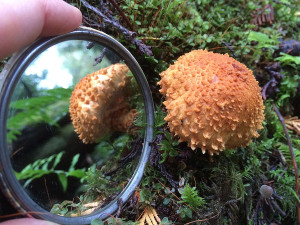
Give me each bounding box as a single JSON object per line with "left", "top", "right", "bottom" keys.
{"left": 111, "top": 107, "right": 138, "bottom": 133}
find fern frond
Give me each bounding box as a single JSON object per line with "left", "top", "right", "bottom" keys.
{"left": 7, "top": 87, "right": 72, "bottom": 142}
{"left": 178, "top": 184, "right": 205, "bottom": 209}
{"left": 15, "top": 151, "right": 85, "bottom": 192}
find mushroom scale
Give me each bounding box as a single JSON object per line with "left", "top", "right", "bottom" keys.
{"left": 158, "top": 50, "right": 265, "bottom": 155}
{"left": 69, "top": 63, "right": 138, "bottom": 144}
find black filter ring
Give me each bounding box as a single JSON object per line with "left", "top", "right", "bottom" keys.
{"left": 0, "top": 26, "right": 154, "bottom": 225}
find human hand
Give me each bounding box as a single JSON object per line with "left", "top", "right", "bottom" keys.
{"left": 0, "top": 218, "right": 58, "bottom": 225}
{"left": 0, "top": 0, "right": 82, "bottom": 60}
{"left": 0, "top": 1, "right": 81, "bottom": 224}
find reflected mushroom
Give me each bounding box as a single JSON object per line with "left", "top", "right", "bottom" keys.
{"left": 158, "top": 50, "right": 265, "bottom": 155}
{"left": 69, "top": 63, "right": 138, "bottom": 143}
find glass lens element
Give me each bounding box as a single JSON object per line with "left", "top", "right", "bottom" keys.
{"left": 7, "top": 40, "right": 145, "bottom": 216}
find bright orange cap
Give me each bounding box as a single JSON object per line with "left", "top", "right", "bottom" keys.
{"left": 158, "top": 50, "right": 265, "bottom": 155}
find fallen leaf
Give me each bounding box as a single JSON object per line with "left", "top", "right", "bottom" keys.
{"left": 285, "top": 116, "right": 300, "bottom": 136}
{"left": 139, "top": 206, "right": 161, "bottom": 225}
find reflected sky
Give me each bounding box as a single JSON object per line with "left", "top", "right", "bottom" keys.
{"left": 24, "top": 40, "right": 113, "bottom": 90}
{"left": 25, "top": 45, "right": 73, "bottom": 89}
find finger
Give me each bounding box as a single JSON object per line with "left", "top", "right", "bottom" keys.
{"left": 40, "top": 0, "right": 82, "bottom": 36}
{"left": 0, "top": 218, "right": 58, "bottom": 225}
{"left": 0, "top": 0, "right": 82, "bottom": 59}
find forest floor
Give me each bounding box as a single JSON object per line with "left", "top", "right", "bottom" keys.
{"left": 1, "top": 0, "right": 300, "bottom": 225}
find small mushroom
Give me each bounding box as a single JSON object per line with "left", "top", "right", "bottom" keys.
{"left": 259, "top": 185, "right": 273, "bottom": 199}
{"left": 69, "top": 63, "right": 138, "bottom": 143}
{"left": 158, "top": 50, "right": 265, "bottom": 155}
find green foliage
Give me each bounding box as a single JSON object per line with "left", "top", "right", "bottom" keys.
{"left": 210, "top": 151, "right": 256, "bottom": 203}
{"left": 160, "top": 217, "right": 174, "bottom": 225}
{"left": 275, "top": 74, "right": 300, "bottom": 109}
{"left": 81, "top": 132, "right": 137, "bottom": 196}
{"left": 263, "top": 91, "right": 300, "bottom": 221}
{"left": 7, "top": 87, "right": 72, "bottom": 142}
{"left": 178, "top": 184, "right": 205, "bottom": 209}
{"left": 275, "top": 53, "right": 300, "bottom": 69}
{"left": 152, "top": 105, "right": 179, "bottom": 163}
{"left": 153, "top": 105, "right": 167, "bottom": 134}
{"left": 247, "top": 31, "right": 279, "bottom": 48}
{"left": 0, "top": 58, "right": 8, "bottom": 72}
{"left": 6, "top": 0, "right": 299, "bottom": 223}
{"left": 91, "top": 219, "right": 104, "bottom": 225}
{"left": 118, "top": 0, "right": 300, "bottom": 77}
{"left": 270, "top": 167, "right": 300, "bottom": 219}
{"left": 263, "top": 100, "right": 300, "bottom": 220}
{"left": 51, "top": 198, "right": 86, "bottom": 216}
{"left": 92, "top": 133, "right": 131, "bottom": 165}
{"left": 120, "top": 0, "right": 254, "bottom": 68}
{"left": 277, "top": 139, "right": 300, "bottom": 166}
{"left": 139, "top": 188, "right": 156, "bottom": 205}
{"left": 91, "top": 141, "right": 115, "bottom": 165}
{"left": 177, "top": 206, "right": 193, "bottom": 221}
{"left": 91, "top": 218, "right": 138, "bottom": 225}
{"left": 132, "top": 103, "right": 147, "bottom": 136}
{"left": 159, "top": 131, "right": 179, "bottom": 163}
{"left": 229, "top": 166, "right": 252, "bottom": 201}
{"left": 15, "top": 152, "right": 86, "bottom": 192}
{"left": 139, "top": 164, "right": 173, "bottom": 209}
{"left": 247, "top": 30, "right": 280, "bottom": 62}
{"left": 83, "top": 165, "right": 111, "bottom": 193}
{"left": 273, "top": 0, "right": 300, "bottom": 38}
{"left": 51, "top": 160, "right": 131, "bottom": 216}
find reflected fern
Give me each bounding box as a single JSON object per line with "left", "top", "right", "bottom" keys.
{"left": 15, "top": 151, "right": 86, "bottom": 192}
{"left": 7, "top": 87, "right": 72, "bottom": 142}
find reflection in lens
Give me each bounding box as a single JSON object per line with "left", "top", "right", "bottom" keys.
{"left": 69, "top": 63, "right": 138, "bottom": 144}
{"left": 7, "top": 40, "right": 145, "bottom": 216}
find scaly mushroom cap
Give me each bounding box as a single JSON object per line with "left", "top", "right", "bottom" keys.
{"left": 69, "top": 63, "right": 138, "bottom": 143}
{"left": 158, "top": 50, "right": 265, "bottom": 155}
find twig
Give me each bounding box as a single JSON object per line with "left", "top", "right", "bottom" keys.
{"left": 115, "top": 198, "right": 123, "bottom": 219}
{"left": 272, "top": 103, "right": 300, "bottom": 224}
{"left": 86, "top": 42, "right": 94, "bottom": 49}
{"left": 93, "top": 47, "right": 107, "bottom": 66}
{"left": 83, "top": 15, "right": 104, "bottom": 30}
{"left": 106, "top": 0, "right": 135, "bottom": 31}
{"left": 271, "top": 199, "right": 286, "bottom": 217}
{"left": 43, "top": 178, "right": 52, "bottom": 207}
{"left": 224, "top": 198, "right": 242, "bottom": 206}
{"left": 80, "top": 0, "right": 152, "bottom": 56}
{"left": 104, "top": 137, "right": 142, "bottom": 176}
{"left": 150, "top": 130, "right": 179, "bottom": 188}
{"left": 261, "top": 80, "right": 273, "bottom": 101}
{"left": 222, "top": 41, "right": 238, "bottom": 58}
{"left": 184, "top": 210, "right": 221, "bottom": 225}
{"left": 272, "top": 0, "right": 292, "bottom": 7}
{"left": 81, "top": 0, "right": 134, "bottom": 37}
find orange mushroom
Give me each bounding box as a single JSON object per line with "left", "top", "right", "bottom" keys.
{"left": 69, "top": 63, "right": 138, "bottom": 144}
{"left": 158, "top": 50, "right": 265, "bottom": 155}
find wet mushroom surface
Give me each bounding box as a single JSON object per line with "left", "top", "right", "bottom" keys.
{"left": 159, "top": 50, "right": 265, "bottom": 155}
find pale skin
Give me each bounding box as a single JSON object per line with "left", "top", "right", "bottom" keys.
{"left": 0, "top": 0, "right": 82, "bottom": 224}
{"left": 0, "top": 0, "right": 82, "bottom": 60}
{"left": 0, "top": 218, "right": 58, "bottom": 225}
